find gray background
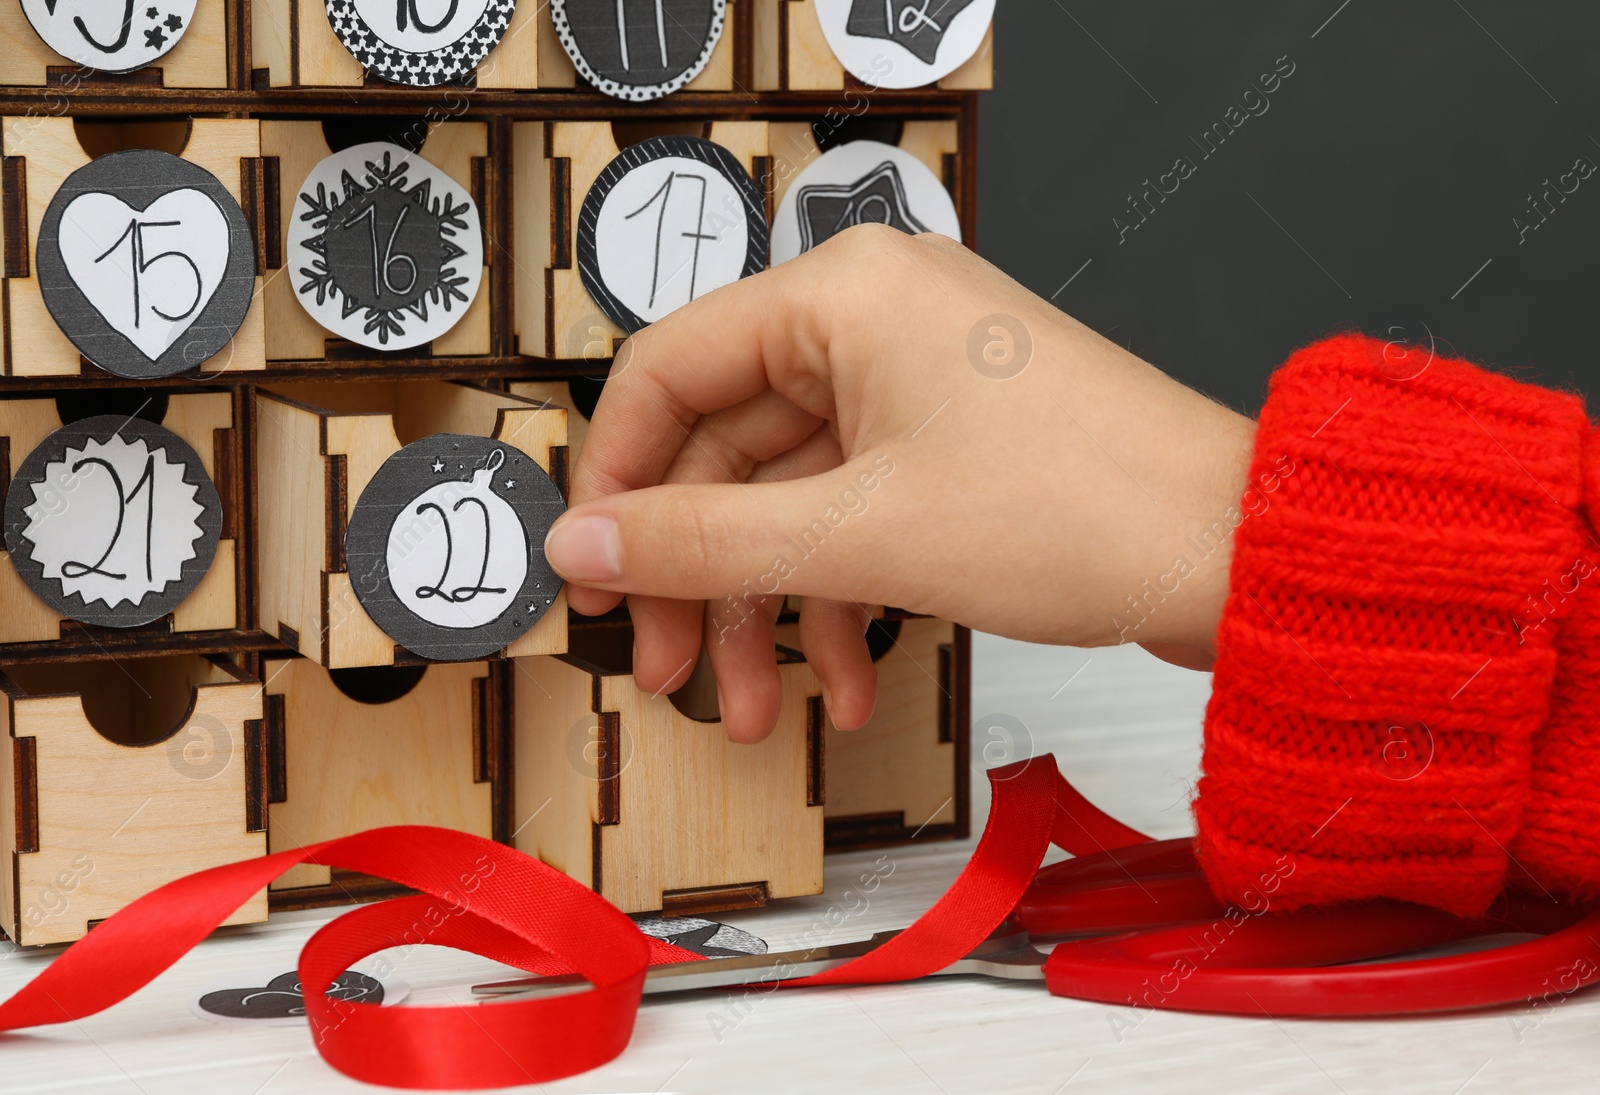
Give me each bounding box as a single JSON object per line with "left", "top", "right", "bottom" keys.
{"left": 977, "top": 1, "right": 1600, "bottom": 413}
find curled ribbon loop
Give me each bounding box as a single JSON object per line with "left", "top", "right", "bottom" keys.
{"left": 0, "top": 757, "right": 1123, "bottom": 1088}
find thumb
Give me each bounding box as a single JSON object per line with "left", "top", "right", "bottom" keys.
{"left": 543, "top": 473, "right": 871, "bottom": 601}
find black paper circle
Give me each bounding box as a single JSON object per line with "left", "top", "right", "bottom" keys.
{"left": 551, "top": 0, "right": 727, "bottom": 101}
{"left": 325, "top": 0, "right": 517, "bottom": 86}
{"left": 577, "top": 136, "right": 767, "bottom": 335}
{"left": 35, "top": 150, "right": 257, "bottom": 380}
{"left": 4, "top": 415, "right": 223, "bottom": 628}
{"left": 345, "top": 433, "right": 566, "bottom": 662}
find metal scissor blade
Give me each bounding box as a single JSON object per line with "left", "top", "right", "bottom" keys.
{"left": 473, "top": 930, "right": 904, "bottom": 999}
{"left": 472, "top": 921, "right": 1047, "bottom": 1000}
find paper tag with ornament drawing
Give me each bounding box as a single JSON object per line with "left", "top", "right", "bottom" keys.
{"left": 20, "top": 0, "right": 199, "bottom": 73}
{"left": 344, "top": 434, "right": 565, "bottom": 661}
{"left": 287, "top": 142, "right": 484, "bottom": 352}
{"left": 3, "top": 415, "right": 222, "bottom": 628}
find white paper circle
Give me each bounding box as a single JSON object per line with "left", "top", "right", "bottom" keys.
{"left": 771, "top": 140, "right": 961, "bottom": 265}
{"left": 814, "top": 0, "right": 994, "bottom": 89}
{"left": 348, "top": 0, "right": 494, "bottom": 52}
{"left": 383, "top": 460, "right": 529, "bottom": 630}
{"left": 20, "top": 0, "right": 199, "bottom": 73}
{"left": 286, "top": 142, "right": 484, "bottom": 351}
{"left": 592, "top": 155, "right": 755, "bottom": 326}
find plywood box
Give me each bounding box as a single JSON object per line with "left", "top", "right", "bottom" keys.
{"left": 0, "top": 654, "right": 267, "bottom": 946}
{"left": 513, "top": 624, "right": 824, "bottom": 915}
{"left": 254, "top": 380, "right": 568, "bottom": 667}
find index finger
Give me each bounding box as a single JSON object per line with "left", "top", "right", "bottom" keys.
{"left": 569, "top": 225, "right": 905, "bottom": 510}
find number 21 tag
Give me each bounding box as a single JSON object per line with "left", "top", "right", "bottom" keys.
{"left": 3, "top": 415, "right": 223, "bottom": 628}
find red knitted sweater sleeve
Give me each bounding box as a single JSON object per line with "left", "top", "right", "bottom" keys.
{"left": 1193, "top": 334, "right": 1597, "bottom": 916}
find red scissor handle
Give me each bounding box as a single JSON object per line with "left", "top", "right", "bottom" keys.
{"left": 1015, "top": 781, "right": 1600, "bottom": 1016}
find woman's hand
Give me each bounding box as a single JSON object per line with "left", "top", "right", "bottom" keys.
{"left": 544, "top": 224, "right": 1256, "bottom": 742}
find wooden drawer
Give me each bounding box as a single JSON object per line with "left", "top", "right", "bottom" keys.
{"left": 259, "top": 120, "right": 494, "bottom": 367}
{"left": 262, "top": 655, "right": 506, "bottom": 908}
{"left": 511, "top": 120, "right": 769, "bottom": 362}
{"left": 0, "top": 116, "right": 266, "bottom": 379}
{"left": 0, "top": 0, "right": 232, "bottom": 88}
{"left": 751, "top": 0, "right": 992, "bottom": 91}
{"left": 0, "top": 391, "right": 244, "bottom": 647}
{"left": 254, "top": 380, "right": 568, "bottom": 668}
{"left": 512, "top": 623, "right": 824, "bottom": 915}
{"left": 776, "top": 615, "right": 970, "bottom": 850}
{"left": 0, "top": 654, "right": 267, "bottom": 946}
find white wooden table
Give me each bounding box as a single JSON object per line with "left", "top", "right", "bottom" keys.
{"left": 1, "top": 638, "right": 1589, "bottom": 1094}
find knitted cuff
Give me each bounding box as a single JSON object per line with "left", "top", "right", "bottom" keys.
{"left": 1510, "top": 432, "right": 1600, "bottom": 898}
{"left": 1193, "top": 334, "right": 1591, "bottom": 917}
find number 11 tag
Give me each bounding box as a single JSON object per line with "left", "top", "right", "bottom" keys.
{"left": 3, "top": 416, "right": 223, "bottom": 627}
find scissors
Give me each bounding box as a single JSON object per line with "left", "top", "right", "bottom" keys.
{"left": 477, "top": 833, "right": 1600, "bottom": 1015}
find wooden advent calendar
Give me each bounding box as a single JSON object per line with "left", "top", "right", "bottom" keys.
{"left": 0, "top": 0, "right": 988, "bottom": 947}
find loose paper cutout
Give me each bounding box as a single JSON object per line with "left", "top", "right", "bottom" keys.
{"left": 190, "top": 968, "right": 409, "bottom": 1026}
{"left": 577, "top": 136, "right": 766, "bottom": 334}
{"left": 19, "top": 0, "right": 199, "bottom": 73}
{"left": 550, "top": 0, "right": 727, "bottom": 101}
{"left": 3, "top": 415, "right": 223, "bottom": 628}
{"left": 344, "top": 433, "right": 565, "bottom": 661}
{"left": 288, "top": 142, "right": 484, "bottom": 352}
{"left": 633, "top": 916, "right": 768, "bottom": 958}
{"left": 35, "top": 150, "right": 257, "bottom": 379}
{"left": 326, "top": 0, "right": 516, "bottom": 86}
{"left": 770, "top": 139, "right": 962, "bottom": 264}
{"left": 816, "top": 0, "right": 993, "bottom": 88}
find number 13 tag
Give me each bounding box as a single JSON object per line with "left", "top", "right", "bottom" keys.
{"left": 3, "top": 416, "right": 223, "bottom": 627}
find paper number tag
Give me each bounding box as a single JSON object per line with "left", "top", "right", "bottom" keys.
{"left": 325, "top": 0, "right": 517, "bottom": 86}
{"left": 814, "top": 0, "right": 994, "bottom": 88}
{"left": 344, "top": 434, "right": 565, "bottom": 662}
{"left": 577, "top": 136, "right": 767, "bottom": 334}
{"left": 3, "top": 416, "right": 223, "bottom": 628}
{"left": 19, "top": 0, "right": 200, "bottom": 73}
{"left": 35, "top": 150, "right": 257, "bottom": 380}
{"left": 550, "top": 0, "right": 728, "bottom": 101}
{"left": 287, "top": 142, "right": 485, "bottom": 352}
{"left": 770, "top": 140, "right": 963, "bottom": 265}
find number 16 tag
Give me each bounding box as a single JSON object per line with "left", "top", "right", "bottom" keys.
{"left": 287, "top": 142, "right": 485, "bottom": 352}
{"left": 3, "top": 416, "right": 223, "bottom": 627}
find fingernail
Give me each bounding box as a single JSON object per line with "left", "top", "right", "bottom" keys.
{"left": 716, "top": 685, "right": 727, "bottom": 720}
{"left": 545, "top": 515, "right": 622, "bottom": 583}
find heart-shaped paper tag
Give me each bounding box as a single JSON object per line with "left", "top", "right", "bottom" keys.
{"left": 56, "top": 188, "right": 231, "bottom": 362}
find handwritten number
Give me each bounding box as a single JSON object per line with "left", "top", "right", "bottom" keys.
{"left": 624, "top": 171, "right": 715, "bottom": 309}
{"left": 614, "top": 0, "right": 672, "bottom": 70}
{"left": 396, "top": 0, "right": 460, "bottom": 33}
{"left": 347, "top": 204, "right": 418, "bottom": 298}
{"left": 66, "top": 0, "right": 136, "bottom": 54}
{"left": 414, "top": 497, "right": 505, "bottom": 604}
{"left": 60, "top": 454, "right": 155, "bottom": 583}
{"left": 94, "top": 218, "right": 204, "bottom": 329}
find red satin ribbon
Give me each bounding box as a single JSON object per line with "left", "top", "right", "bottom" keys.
{"left": 0, "top": 755, "right": 1116, "bottom": 1088}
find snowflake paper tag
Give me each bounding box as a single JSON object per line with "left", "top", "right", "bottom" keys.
{"left": 288, "top": 142, "right": 485, "bottom": 352}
